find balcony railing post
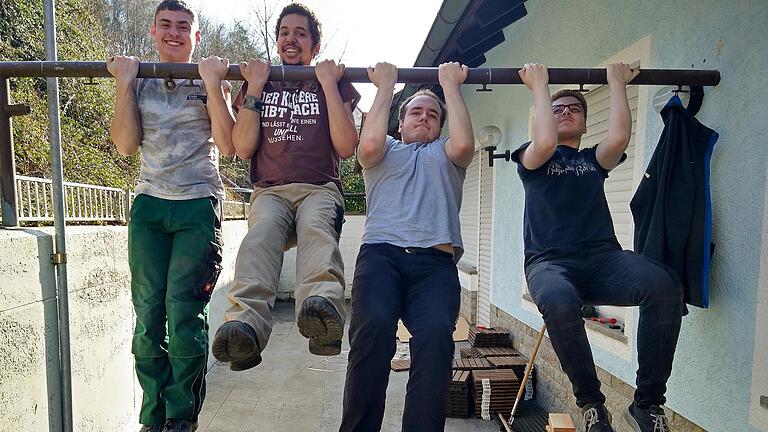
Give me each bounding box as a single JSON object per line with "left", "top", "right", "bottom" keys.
{"left": 123, "top": 189, "right": 132, "bottom": 223}
{"left": 0, "top": 76, "right": 18, "bottom": 226}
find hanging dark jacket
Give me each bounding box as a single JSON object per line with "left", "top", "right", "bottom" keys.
{"left": 630, "top": 96, "right": 719, "bottom": 308}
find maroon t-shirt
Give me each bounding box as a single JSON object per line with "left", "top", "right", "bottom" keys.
{"left": 234, "top": 80, "right": 360, "bottom": 191}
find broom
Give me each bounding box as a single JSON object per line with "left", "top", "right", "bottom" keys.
{"left": 498, "top": 323, "right": 547, "bottom": 432}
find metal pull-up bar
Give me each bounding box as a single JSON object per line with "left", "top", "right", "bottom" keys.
{"left": 0, "top": 61, "right": 721, "bottom": 86}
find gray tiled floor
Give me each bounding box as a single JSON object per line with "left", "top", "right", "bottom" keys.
{"left": 198, "top": 302, "right": 500, "bottom": 432}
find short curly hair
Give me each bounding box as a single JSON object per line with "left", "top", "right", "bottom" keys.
{"left": 275, "top": 3, "right": 322, "bottom": 47}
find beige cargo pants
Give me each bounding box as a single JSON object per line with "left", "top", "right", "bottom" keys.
{"left": 225, "top": 182, "right": 346, "bottom": 350}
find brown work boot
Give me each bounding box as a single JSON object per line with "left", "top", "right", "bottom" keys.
{"left": 297, "top": 296, "right": 343, "bottom": 356}
{"left": 211, "top": 320, "right": 262, "bottom": 370}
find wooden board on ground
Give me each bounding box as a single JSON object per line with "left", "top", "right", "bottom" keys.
{"left": 452, "top": 358, "right": 492, "bottom": 370}
{"left": 390, "top": 359, "right": 410, "bottom": 372}
{"left": 453, "top": 316, "right": 470, "bottom": 341}
{"left": 471, "top": 369, "right": 521, "bottom": 416}
{"left": 468, "top": 327, "right": 512, "bottom": 347}
{"left": 487, "top": 356, "right": 529, "bottom": 375}
{"left": 445, "top": 370, "right": 471, "bottom": 419}
{"left": 548, "top": 413, "right": 576, "bottom": 432}
{"left": 471, "top": 346, "right": 521, "bottom": 358}
{"left": 396, "top": 317, "right": 470, "bottom": 343}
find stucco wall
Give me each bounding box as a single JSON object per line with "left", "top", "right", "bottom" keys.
{"left": 461, "top": 1, "right": 768, "bottom": 431}
{"left": 0, "top": 215, "right": 365, "bottom": 431}
{"left": 0, "top": 221, "right": 247, "bottom": 431}
{"left": 274, "top": 214, "right": 366, "bottom": 300}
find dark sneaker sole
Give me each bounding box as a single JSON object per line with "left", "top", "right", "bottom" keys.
{"left": 211, "top": 321, "right": 259, "bottom": 363}
{"left": 297, "top": 296, "right": 343, "bottom": 354}
{"left": 622, "top": 406, "right": 642, "bottom": 432}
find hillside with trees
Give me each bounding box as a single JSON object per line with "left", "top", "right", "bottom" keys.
{"left": 0, "top": 0, "right": 365, "bottom": 213}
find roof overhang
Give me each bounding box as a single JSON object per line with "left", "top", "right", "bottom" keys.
{"left": 388, "top": 0, "right": 528, "bottom": 133}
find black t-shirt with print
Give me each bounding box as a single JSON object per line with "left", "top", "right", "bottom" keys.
{"left": 511, "top": 142, "right": 625, "bottom": 267}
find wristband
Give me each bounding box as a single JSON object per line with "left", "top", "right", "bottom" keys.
{"left": 242, "top": 95, "right": 263, "bottom": 113}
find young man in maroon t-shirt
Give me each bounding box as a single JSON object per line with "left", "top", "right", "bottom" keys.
{"left": 211, "top": 2, "right": 360, "bottom": 371}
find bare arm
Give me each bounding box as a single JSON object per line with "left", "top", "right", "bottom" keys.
{"left": 199, "top": 56, "right": 235, "bottom": 156}
{"left": 596, "top": 63, "right": 640, "bottom": 170}
{"left": 357, "top": 62, "right": 397, "bottom": 169}
{"left": 439, "top": 62, "right": 474, "bottom": 168}
{"left": 106, "top": 56, "right": 141, "bottom": 156}
{"left": 232, "top": 59, "right": 270, "bottom": 160}
{"left": 316, "top": 60, "right": 358, "bottom": 159}
{"left": 516, "top": 63, "right": 558, "bottom": 170}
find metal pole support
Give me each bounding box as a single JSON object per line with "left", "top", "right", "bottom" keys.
{"left": 0, "top": 61, "right": 723, "bottom": 87}
{"left": 0, "top": 76, "right": 18, "bottom": 227}
{"left": 0, "top": 76, "right": 24, "bottom": 227}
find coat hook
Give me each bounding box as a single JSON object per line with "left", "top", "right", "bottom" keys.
{"left": 476, "top": 83, "right": 492, "bottom": 92}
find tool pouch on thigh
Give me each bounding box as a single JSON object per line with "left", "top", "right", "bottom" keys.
{"left": 334, "top": 203, "right": 345, "bottom": 237}
{"left": 193, "top": 240, "right": 222, "bottom": 301}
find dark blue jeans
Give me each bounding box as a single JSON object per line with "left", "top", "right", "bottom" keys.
{"left": 340, "top": 243, "right": 460, "bottom": 432}
{"left": 526, "top": 245, "right": 683, "bottom": 409}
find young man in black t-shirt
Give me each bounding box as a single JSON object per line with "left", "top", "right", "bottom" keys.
{"left": 510, "top": 63, "right": 683, "bottom": 432}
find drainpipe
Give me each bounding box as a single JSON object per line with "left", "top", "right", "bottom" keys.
{"left": 43, "top": 1, "right": 73, "bottom": 431}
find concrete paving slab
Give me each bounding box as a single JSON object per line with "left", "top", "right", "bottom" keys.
{"left": 198, "top": 302, "right": 501, "bottom": 432}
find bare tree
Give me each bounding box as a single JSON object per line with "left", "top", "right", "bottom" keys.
{"left": 99, "top": 0, "right": 157, "bottom": 60}
{"left": 248, "top": 0, "right": 284, "bottom": 63}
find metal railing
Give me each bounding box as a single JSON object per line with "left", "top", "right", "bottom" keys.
{"left": 13, "top": 175, "right": 252, "bottom": 224}
{"left": 9, "top": 176, "right": 368, "bottom": 224}
{"left": 16, "top": 175, "right": 127, "bottom": 222}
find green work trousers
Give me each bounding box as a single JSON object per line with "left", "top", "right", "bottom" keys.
{"left": 129, "top": 194, "right": 221, "bottom": 425}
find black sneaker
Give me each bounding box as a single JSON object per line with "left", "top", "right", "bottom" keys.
{"left": 582, "top": 402, "right": 615, "bottom": 432}
{"left": 139, "top": 426, "right": 163, "bottom": 432}
{"left": 623, "top": 403, "right": 671, "bottom": 432}
{"left": 211, "top": 320, "right": 262, "bottom": 370}
{"left": 162, "top": 419, "right": 198, "bottom": 432}
{"left": 297, "top": 296, "right": 343, "bottom": 356}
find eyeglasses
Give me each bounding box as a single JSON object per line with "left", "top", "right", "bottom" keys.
{"left": 552, "top": 103, "right": 584, "bottom": 114}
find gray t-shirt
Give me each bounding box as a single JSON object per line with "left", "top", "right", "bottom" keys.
{"left": 134, "top": 78, "right": 226, "bottom": 200}
{"left": 362, "top": 135, "right": 466, "bottom": 260}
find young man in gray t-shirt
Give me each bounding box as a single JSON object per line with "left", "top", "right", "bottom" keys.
{"left": 107, "top": 1, "right": 235, "bottom": 431}
{"left": 339, "top": 62, "right": 474, "bottom": 432}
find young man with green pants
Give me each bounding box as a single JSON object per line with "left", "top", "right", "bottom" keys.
{"left": 107, "top": 1, "right": 235, "bottom": 430}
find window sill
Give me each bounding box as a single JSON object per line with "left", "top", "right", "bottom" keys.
{"left": 522, "top": 294, "right": 627, "bottom": 344}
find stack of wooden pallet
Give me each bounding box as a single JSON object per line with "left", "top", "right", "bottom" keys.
{"left": 452, "top": 358, "right": 492, "bottom": 370}
{"left": 487, "top": 355, "right": 528, "bottom": 376}
{"left": 470, "top": 346, "right": 521, "bottom": 358}
{"left": 468, "top": 327, "right": 512, "bottom": 347}
{"left": 459, "top": 347, "right": 475, "bottom": 358}
{"left": 472, "top": 369, "right": 521, "bottom": 418}
{"left": 445, "top": 370, "right": 472, "bottom": 418}
{"left": 486, "top": 355, "right": 536, "bottom": 400}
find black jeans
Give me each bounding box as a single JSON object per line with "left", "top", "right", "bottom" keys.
{"left": 526, "top": 245, "right": 683, "bottom": 409}
{"left": 339, "top": 243, "right": 460, "bottom": 432}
